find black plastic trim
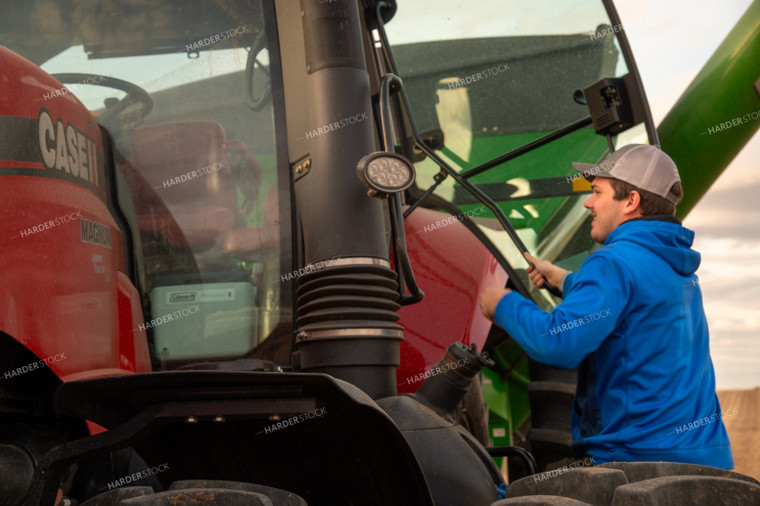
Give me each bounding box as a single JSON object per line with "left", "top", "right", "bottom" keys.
{"left": 99, "top": 125, "right": 136, "bottom": 283}
{"left": 263, "top": 0, "right": 297, "bottom": 363}
{"left": 602, "top": 0, "right": 659, "bottom": 147}
{"left": 461, "top": 117, "right": 593, "bottom": 180}
{"left": 26, "top": 372, "right": 435, "bottom": 506}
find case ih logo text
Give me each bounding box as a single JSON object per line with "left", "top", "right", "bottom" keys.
{"left": 81, "top": 218, "right": 112, "bottom": 248}
{"left": 38, "top": 109, "right": 100, "bottom": 187}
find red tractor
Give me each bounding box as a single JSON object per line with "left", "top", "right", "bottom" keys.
{"left": 1, "top": 0, "right": 759, "bottom": 504}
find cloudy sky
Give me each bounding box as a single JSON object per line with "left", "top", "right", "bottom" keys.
{"left": 615, "top": 0, "right": 759, "bottom": 389}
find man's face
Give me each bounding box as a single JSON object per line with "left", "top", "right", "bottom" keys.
{"left": 583, "top": 177, "right": 628, "bottom": 243}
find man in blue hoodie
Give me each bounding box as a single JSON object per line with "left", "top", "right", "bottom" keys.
{"left": 479, "top": 144, "right": 734, "bottom": 469}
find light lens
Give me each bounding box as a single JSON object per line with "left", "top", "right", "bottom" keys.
{"left": 357, "top": 152, "right": 415, "bottom": 196}
{"left": 367, "top": 157, "right": 410, "bottom": 188}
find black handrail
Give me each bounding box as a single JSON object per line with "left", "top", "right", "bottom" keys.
{"left": 486, "top": 445, "right": 538, "bottom": 476}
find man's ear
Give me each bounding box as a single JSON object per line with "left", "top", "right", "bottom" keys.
{"left": 623, "top": 190, "right": 643, "bottom": 217}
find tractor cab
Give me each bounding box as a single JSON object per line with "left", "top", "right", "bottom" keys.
{"left": 9, "top": 1, "right": 754, "bottom": 505}
{"left": 1, "top": 0, "right": 654, "bottom": 372}
{"left": 3, "top": 1, "right": 293, "bottom": 370}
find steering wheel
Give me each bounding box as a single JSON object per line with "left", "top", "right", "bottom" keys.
{"left": 245, "top": 30, "right": 272, "bottom": 111}
{"left": 50, "top": 73, "right": 153, "bottom": 122}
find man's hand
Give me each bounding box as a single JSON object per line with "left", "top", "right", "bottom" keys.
{"left": 480, "top": 288, "right": 512, "bottom": 321}
{"left": 524, "top": 252, "right": 569, "bottom": 292}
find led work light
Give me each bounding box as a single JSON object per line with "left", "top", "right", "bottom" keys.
{"left": 356, "top": 152, "right": 415, "bottom": 198}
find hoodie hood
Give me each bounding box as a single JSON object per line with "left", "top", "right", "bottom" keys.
{"left": 605, "top": 217, "right": 700, "bottom": 276}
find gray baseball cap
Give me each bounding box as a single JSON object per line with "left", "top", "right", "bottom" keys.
{"left": 572, "top": 144, "right": 682, "bottom": 205}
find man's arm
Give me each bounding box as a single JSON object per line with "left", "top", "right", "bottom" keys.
{"left": 480, "top": 288, "right": 510, "bottom": 321}
{"left": 480, "top": 255, "right": 628, "bottom": 369}
{"left": 479, "top": 252, "right": 570, "bottom": 319}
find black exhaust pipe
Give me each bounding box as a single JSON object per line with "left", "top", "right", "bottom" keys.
{"left": 278, "top": 0, "right": 403, "bottom": 398}
{"left": 295, "top": 260, "right": 404, "bottom": 399}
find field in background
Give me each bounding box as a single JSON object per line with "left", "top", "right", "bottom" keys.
{"left": 717, "top": 388, "right": 760, "bottom": 481}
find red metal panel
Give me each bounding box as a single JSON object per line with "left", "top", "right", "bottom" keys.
{"left": 0, "top": 47, "right": 150, "bottom": 397}
{"left": 396, "top": 208, "right": 507, "bottom": 393}
{"left": 116, "top": 272, "right": 152, "bottom": 374}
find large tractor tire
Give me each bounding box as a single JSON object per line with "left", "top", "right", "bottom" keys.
{"left": 493, "top": 462, "right": 760, "bottom": 505}
{"left": 81, "top": 480, "right": 307, "bottom": 506}
{"left": 525, "top": 359, "right": 577, "bottom": 471}
{"left": 494, "top": 497, "right": 592, "bottom": 505}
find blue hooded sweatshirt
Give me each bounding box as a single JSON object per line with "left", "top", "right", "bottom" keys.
{"left": 494, "top": 216, "right": 734, "bottom": 469}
